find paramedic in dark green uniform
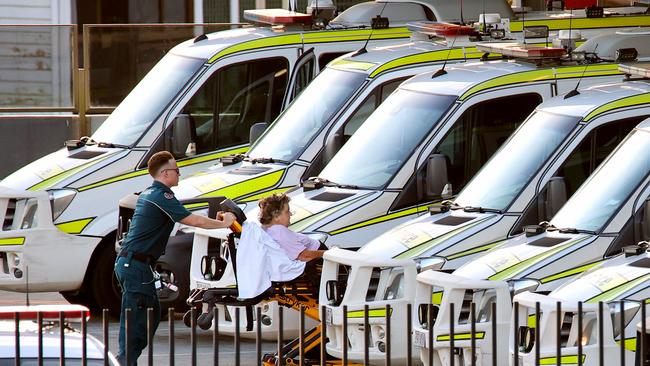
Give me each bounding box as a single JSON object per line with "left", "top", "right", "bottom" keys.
{"left": 115, "top": 151, "right": 235, "bottom": 365}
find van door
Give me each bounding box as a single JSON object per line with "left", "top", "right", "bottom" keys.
{"left": 284, "top": 48, "right": 317, "bottom": 107}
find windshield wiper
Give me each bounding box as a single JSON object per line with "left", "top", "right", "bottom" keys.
{"left": 302, "top": 177, "right": 360, "bottom": 190}
{"left": 462, "top": 206, "right": 503, "bottom": 214}
{"left": 96, "top": 141, "right": 131, "bottom": 149}
{"left": 247, "top": 157, "right": 291, "bottom": 165}
{"left": 557, "top": 227, "right": 598, "bottom": 235}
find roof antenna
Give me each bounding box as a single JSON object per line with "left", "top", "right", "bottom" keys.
{"left": 565, "top": 44, "right": 596, "bottom": 99}
{"left": 350, "top": 1, "right": 388, "bottom": 57}
{"left": 460, "top": 0, "right": 465, "bottom": 24}
{"left": 431, "top": 27, "right": 462, "bottom": 78}
{"left": 482, "top": 0, "right": 486, "bottom": 36}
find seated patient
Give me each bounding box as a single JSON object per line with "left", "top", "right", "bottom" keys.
{"left": 258, "top": 193, "right": 325, "bottom": 262}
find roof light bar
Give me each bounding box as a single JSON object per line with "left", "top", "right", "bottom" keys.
{"left": 243, "top": 9, "right": 312, "bottom": 25}
{"left": 0, "top": 304, "right": 90, "bottom": 322}
{"left": 619, "top": 62, "right": 650, "bottom": 78}
{"left": 407, "top": 21, "right": 477, "bottom": 38}
{"left": 477, "top": 42, "right": 566, "bottom": 59}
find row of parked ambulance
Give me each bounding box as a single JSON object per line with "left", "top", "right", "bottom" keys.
{"left": 3, "top": 0, "right": 650, "bottom": 364}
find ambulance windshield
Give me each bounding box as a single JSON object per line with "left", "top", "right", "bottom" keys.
{"left": 93, "top": 53, "right": 204, "bottom": 146}
{"left": 319, "top": 89, "right": 455, "bottom": 189}
{"left": 455, "top": 111, "right": 579, "bottom": 211}
{"left": 248, "top": 68, "right": 366, "bottom": 162}
{"left": 551, "top": 129, "right": 650, "bottom": 232}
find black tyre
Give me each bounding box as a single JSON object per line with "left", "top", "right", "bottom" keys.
{"left": 88, "top": 233, "right": 122, "bottom": 317}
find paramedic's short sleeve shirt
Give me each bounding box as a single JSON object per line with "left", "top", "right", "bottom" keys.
{"left": 264, "top": 225, "right": 321, "bottom": 260}
{"left": 121, "top": 180, "right": 192, "bottom": 259}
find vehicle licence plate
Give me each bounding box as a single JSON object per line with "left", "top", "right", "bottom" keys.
{"left": 413, "top": 330, "right": 427, "bottom": 348}
{"left": 326, "top": 307, "right": 333, "bottom": 325}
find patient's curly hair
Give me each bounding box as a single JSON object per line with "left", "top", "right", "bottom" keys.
{"left": 258, "top": 193, "right": 290, "bottom": 225}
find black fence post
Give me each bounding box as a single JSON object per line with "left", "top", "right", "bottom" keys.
{"left": 147, "top": 307, "right": 153, "bottom": 366}
{"left": 513, "top": 302, "right": 519, "bottom": 366}
{"left": 364, "top": 304, "right": 369, "bottom": 366}
{"left": 598, "top": 302, "right": 604, "bottom": 366}
{"left": 492, "top": 302, "right": 497, "bottom": 366}
{"left": 191, "top": 307, "right": 197, "bottom": 366}
{"left": 450, "top": 302, "right": 455, "bottom": 366}
{"left": 82, "top": 309, "right": 87, "bottom": 366}
{"left": 577, "top": 302, "right": 583, "bottom": 366}
{"left": 535, "top": 302, "right": 540, "bottom": 366}
{"left": 235, "top": 307, "right": 241, "bottom": 366}
{"left": 321, "top": 305, "right": 327, "bottom": 366}
{"left": 470, "top": 302, "right": 476, "bottom": 366}
{"left": 407, "top": 303, "right": 412, "bottom": 366}
{"left": 385, "top": 304, "right": 391, "bottom": 366}
{"left": 212, "top": 306, "right": 218, "bottom": 366}
{"left": 320, "top": 305, "right": 327, "bottom": 365}
{"left": 278, "top": 306, "right": 284, "bottom": 365}
{"left": 256, "top": 306, "right": 262, "bottom": 366}
{"left": 60, "top": 311, "right": 65, "bottom": 366}
{"left": 428, "top": 303, "right": 434, "bottom": 366}
{"left": 641, "top": 302, "right": 646, "bottom": 366}
{"left": 169, "top": 307, "right": 175, "bottom": 366}
{"left": 14, "top": 312, "right": 20, "bottom": 366}
{"left": 620, "top": 300, "right": 625, "bottom": 366}
{"left": 343, "top": 305, "right": 348, "bottom": 366}
{"left": 103, "top": 309, "right": 109, "bottom": 366}
{"left": 556, "top": 302, "right": 561, "bottom": 366}
{"left": 299, "top": 306, "right": 305, "bottom": 366}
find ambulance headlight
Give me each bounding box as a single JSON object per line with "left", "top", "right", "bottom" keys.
{"left": 508, "top": 279, "right": 540, "bottom": 298}
{"left": 48, "top": 189, "right": 77, "bottom": 220}
{"left": 304, "top": 232, "right": 328, "bottom": 245}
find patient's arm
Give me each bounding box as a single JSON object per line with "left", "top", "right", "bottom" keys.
{"left": 296, "top": 249, "right": 326, "bottom": 262}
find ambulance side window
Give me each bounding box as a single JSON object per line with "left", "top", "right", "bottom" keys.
{"left": 215, "top": 58, "right": 289, "bottom": 148}
{"left": 391, "top": 93, "right": 541, "bottom": 211}
{"left": 343, "top": 77, "right": 407, "bottom": 140}
{"left": 556, "top": 117, "right": 643, "bottom": 197}
{"left": 512, "top": 116, "right": 643, "bottom": 234}
{"left": 435, "top": 93, "right": 542, "bottom": 192}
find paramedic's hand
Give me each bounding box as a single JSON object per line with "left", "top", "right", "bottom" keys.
{"left": 217, "top": 211, "right": 236, "bottom": 227}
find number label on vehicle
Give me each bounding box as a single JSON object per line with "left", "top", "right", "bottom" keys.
{"left": 413, "top": 329, "right": 427, "bottom": 348}
{"left": 326, "top": 307, "right": 333, "bottom": 325}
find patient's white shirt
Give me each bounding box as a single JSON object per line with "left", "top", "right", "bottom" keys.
{"left": 264, "top": 224, "right": 321, "bottom": 260}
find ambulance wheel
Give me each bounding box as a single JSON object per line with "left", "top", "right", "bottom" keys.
{"left": 60, "top": 289, "right": 98, "bottom": 311}
{"left": 89, "top": 234, "right": 122, "bottom": 317}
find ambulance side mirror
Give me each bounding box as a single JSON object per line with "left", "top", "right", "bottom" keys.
{"left": 544, "top": 177, "right": 567, "bottom": 219}
{"left": 323, "top": 132, "right": 343, "bottom": 164}
{"left": 249, "top": 122, "right": 268, "bottom": 145}
{"left": 170, "top": 115, "right": 194, "bottom": 157}
{"left": 635, "top": 198, "right": 650, "bottom": 242}
{"left": 426, "top": 154, "right": 450, "bottom": 199}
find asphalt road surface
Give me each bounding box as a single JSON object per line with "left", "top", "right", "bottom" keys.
{"left": 0, "top": 291, "right": 278, "bottom": 365}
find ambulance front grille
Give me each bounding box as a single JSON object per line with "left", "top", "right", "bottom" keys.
{"left": 2, "top": 199, "right": 16, "bottom": 231}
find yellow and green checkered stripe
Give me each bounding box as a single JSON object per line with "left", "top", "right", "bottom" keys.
{"left": 460, "top": 63, "right": 620, "bottom": 101}
{"left": 539, "top": 354, "right": 586, "bottom": 365}
{"left": 0, "top": 237, "right": 25, "bottom": 245}
{"left": 238, "top": 187, "right": 293, "bottom": 202}
{"left": 55, "top": 217, "right": 95, "bottom": 234}
{"left": 347, "top": 307, "right": 393, "bottom": 318}
{"left": 488, "top": 236, "right": 590, "bottom": 281}
{"left": 77, "top": 146, "right": 248, "bottom": 192}
{"left": 208, "top": 28, "right": 410, "bottom": 64}
{"left": 584, "top": 93, "right": 650, "bottom": 122}
{"left": 446, "top": 240, "right": 505, "bottom": 261}
{"left": 509, "top": 15, "right": 650, "bottom": 32}
{"left": 436, "top": 332, "right": 485, "bottom": 341}
{"left": 394, "top": 215, "right": 496, "bottom": 260}
{"left": 329, "top": 201, "right": 436, "bottom": 236}
{"left": 369, "top": 47, "right": 485, "bottom": 78}
{"left": 29, "top": 152, "right": 119, "bottom": 191}
{"left": 616, "top": 337, "right": 637, "bottom": 352}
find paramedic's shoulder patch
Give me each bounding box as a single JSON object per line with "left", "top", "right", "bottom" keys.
{"left": 164, "top": 192, "right": 174, "bottom": 200}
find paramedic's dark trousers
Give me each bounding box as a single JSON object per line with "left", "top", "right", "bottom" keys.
{"left": 114, "top": 256, "right": 161, "bottom": 366}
